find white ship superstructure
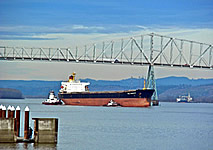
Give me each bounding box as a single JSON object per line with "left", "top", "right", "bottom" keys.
{"left": 60, "top": 72, "right": 90, "bottom": 93}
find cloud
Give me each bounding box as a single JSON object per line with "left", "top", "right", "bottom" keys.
{"left": 1, "top": 24, "right": 213, "bottom": 42}
{"left": 0, "top": 24, "right": 152, "bottom": 36}
{"left": 0, "top": 24, "right": 149, "bottom": 42}
{"left": 0, "top": 25, "right": 106, "bottom": 35}
{"left": 0, "top": 25, "right": 213, "bottom": 48}
{"left": 71, "top": 25, "right": 105, "bottom": 30}
{"left": 0, "top": 36, "right": 59, "bottom": 41}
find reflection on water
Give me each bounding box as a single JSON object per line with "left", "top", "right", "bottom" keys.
{"left": 0, "top": 143, "right": 57, "bottom": 150}
{"left": 33, "top": 143, "right": 57, "bottom": 150}
{"left": 0, "top": 143, "right": 19, "bottom": 149}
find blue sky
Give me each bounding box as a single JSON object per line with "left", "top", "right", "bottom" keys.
{"left": 0, "top": 0, "right": 213, "bottom": 36}
{"left": 0, "top": 0, "right": 213, "bottom": 80}
{"left": 1, "top": 0, "right": 212, "bottom": 26}
{"left": 0, "top": 0, "right": 213, "bottom": 46}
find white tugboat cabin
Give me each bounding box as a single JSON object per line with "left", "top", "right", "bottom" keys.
{"left": 42, "top": 91, "right": 62, "bottom": 105}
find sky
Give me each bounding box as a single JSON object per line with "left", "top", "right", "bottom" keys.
{"left": 0, "top": 0, "right": 213, "bottom": 80}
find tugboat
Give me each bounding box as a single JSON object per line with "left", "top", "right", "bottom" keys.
{"left": 42, "top": 91, "right": 62, "bottom": 105}
{"left": 104, "top": 99, "right": 121, "bottom": 107}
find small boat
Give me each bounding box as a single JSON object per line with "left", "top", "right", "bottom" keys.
{"left": 42, "top": 91, "right": 62, "bottom": 105}
{"left": 176, "top": 93, "right": 192, "bottom": 103}
{"left": 104, "top": 99, "right": 121, "bottom": 107}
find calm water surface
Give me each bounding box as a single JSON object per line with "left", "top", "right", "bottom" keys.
{"left": 0, "top": 99, "right": 213, "bottom": 150}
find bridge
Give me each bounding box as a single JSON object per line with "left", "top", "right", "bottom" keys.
{"left": 0, "top": 33, "right": 212, "bottom": 100}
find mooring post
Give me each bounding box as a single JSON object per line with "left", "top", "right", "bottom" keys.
{"left": 24, "top": 106, "right": 30, "bottom": 139}
{"left": 16, "top": 106, "right": 21, "bottom": 137}
{"left": 0, "top": 104, "right": 2, "bottom": 118}
{"left": 11, "top": 106, "right": 15, "bottom": 118}
{"left": 7, "top": 105, "right": 11, "bottom": 118}
{"left": 2, "top": 106, "right": 6, "bottom": 118}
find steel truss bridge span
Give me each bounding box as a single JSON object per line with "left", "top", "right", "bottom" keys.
{"left": 0, "top": 33, "right": 212, "bottom": 69}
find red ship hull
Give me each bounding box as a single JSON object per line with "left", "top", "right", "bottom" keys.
{"left": 61, "top": 98, "right": 151, "bottom": 107}
{"left": 59, "top": 89, "right": 154, "bottom": 107}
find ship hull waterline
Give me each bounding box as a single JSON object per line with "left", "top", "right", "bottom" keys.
{"left": 60, "top": 98, "right": 151, "bottom": 107}
{"left": 42, "top": 102, "right": 63, "bottom": 105}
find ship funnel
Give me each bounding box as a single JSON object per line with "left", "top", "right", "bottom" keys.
{"left": 69, "top": 72, "right": 76, "bottom": 82}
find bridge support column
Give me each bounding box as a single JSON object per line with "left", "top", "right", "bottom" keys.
{"left": 146, "top": 65, "right": 158, "bottom": 105}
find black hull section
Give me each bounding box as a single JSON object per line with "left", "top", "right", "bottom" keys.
{"left": 58, "top": 89, "right": 154, "bottom": 99}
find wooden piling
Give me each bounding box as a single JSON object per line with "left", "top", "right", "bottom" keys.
{"left": 7, "top": 105, "right": 11, "bottom": 118}
{"left": 24, "top": 106, "right": 30, "bottom": 140}
{"left": 2, "top": 106, "right": 6, "bottom": 118}
{"left": 0, "top": 105, "right": 2, "bottom": 118}
{"left": 16, "top": 106, "right": 21, "bottom": 137}
{"left": 11, "top": 106, "right": 15, "bottom": 118}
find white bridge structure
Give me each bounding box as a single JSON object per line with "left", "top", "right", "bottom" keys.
{"left": 0, "top": 33, "right": 212, "bottom": 100}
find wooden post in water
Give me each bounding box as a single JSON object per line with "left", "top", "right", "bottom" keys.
{"left": 11, "top": 106, "right": 15, "bottom": 118}
{"left": 0, "top": 104, "right": 2, "bottom": 118}
{"left": 16, "top": 106, "right": 21, "bottom": 137}
{"left": 24, "top": 106, "right": 30, "bottom": 139}
{"left": 2, "top": 106, "right": 6, "bottom": 118}
{"left": 7, "top": 105, "right": 11, "bottom": 118}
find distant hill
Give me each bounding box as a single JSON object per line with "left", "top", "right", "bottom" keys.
{"left": 158, "top": 84, "right": 213, "bottom": 103}
{"left": 81, "top": 77, "right": 213, "bottom": 91}
{"left": 0, "top": 80, "right": 61, "bottom": 98}
{"left": 157, "top": 76, "right": 213, "bottom": 86}
{"left": 0, "top": 88, "right": 24, "bottom": 99}
{"left": 0, "top": 77, "right": 213, "bottom": 102}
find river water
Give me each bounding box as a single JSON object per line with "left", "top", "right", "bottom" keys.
{"left": 0, "top": 99, "right": 213, "bottom": 150}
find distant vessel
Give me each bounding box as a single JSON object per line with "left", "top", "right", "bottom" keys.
{"left": 42, "top": 91, "right": 62, "bottom": 105}
{"left": 176, "top": 93, "right": 192, "bottom": 103}
{"left": 103, "top": 99, "right": 121, "bottom": 107}
{"left": 58, "top": 72, "right": 154, "bottom": 107}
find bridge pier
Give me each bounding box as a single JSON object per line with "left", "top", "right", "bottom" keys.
{"left": 146, "top": 65, "right": 159, "bottom": 105}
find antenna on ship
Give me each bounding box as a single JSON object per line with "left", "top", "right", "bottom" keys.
{"left": 143, "top": 76, "right": 146, "bottom": 90}
{"left": 138, "top": 76, "right": 141, "bottom": 88}
{"left": 130, "top": 76, "right": 133, "bottom": 89}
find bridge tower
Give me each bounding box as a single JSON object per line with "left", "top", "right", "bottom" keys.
{"left": 146, "top": 64, "right": 158, "bottom": 101}
{"left": 145, "top": 33, "right": 159, "bottom": 105}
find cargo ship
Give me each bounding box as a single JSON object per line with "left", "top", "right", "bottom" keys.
{"left": 176, "top": 93, "right": 192, "bottom": 103}
{"left": 58, "top": 73, "right": 154, "bottom": 107}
